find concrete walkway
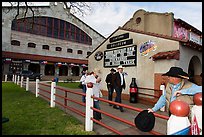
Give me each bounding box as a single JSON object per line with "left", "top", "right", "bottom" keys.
{"left": 28, "top": 81, "right": 168, "bottom": 135}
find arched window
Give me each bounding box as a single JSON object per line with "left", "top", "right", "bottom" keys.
{"left": 77, "top": 50, "right": 83, "bottom": 54}
{"left": 56, "top": 47, "right": 62, "bottom": 51}
{"left": 11, "top": 40, "right": 20, "bottom": 46}
{"left": 11, "top": 17, "right": 92, "bottom": 45}
{"left": 28, "top": 42, "right": 36, "bottom": 48}
{"left": 42, "top": 45, "right": 49, "bottom": 50}
{"left": 67, "top": 48, "right": 73, "bottom": 53}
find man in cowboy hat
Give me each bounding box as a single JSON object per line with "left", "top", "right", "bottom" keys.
{"left": 112, "top": 65, "right": 126, "bottom": 112}
{"left": 147, "top": 66, "right": 202, "bottom": 115}
{"left": 105, "top": 68, "right": 116, "bottom": 106}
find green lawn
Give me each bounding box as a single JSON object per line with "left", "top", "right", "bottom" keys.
{"left": 57, "top": 82, "right": 81, "bottom": 89}
{"left": 2, "top": 82, "right": 95, "bottom": 135}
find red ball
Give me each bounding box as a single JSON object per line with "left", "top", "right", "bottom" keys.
{"left": 193, "top": 92, "right": 202, "bottom": 106}
{"left": 169, "top": 100, "right": 190, "bottom": 117}
{"left": 87, "top": 82, "right": 93, "bottom": 88}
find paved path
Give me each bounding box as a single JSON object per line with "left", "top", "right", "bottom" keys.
{"left": 28, "top": 81, "right": 168, "bottom": 135}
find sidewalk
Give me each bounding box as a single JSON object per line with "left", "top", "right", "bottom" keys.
{"left": 28, "top": 81, "right": 168, "bottom": 135}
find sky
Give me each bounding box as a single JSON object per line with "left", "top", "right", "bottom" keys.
{"left": 2, "top": 2, "right": 202, "bottom": 38}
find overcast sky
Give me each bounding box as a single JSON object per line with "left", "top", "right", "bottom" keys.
{"left": 2, "top": 2, "right": 202, "bottom": 38}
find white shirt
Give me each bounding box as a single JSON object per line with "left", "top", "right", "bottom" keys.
{"left": 80, "top": 75, "right": 86, "bottom": 85}
{"left": 93, "top": 82, "right": 102, "bottom": 101}
{"left": 85, "top": 74, "right": 96, "bottom": 84}
{"left": 119, "top": 72, "right": 124, "bottom": 85}
{"left": 85, "top": 74, "right": 102, "bottom": 101}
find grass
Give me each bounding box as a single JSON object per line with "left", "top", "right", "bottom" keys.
{"left": 57, "top": 82, "right": 81, "bottom": 89}
{"left": 2, "top": 82, "right": 95, "bottom": 135}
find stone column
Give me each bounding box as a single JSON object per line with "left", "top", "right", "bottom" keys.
{"left": 40, "top": 64, "right": 45, "bottom": 76}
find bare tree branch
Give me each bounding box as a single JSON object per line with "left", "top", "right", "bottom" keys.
{"left": 14, "top": 2, "right": 20, "bottom": 20}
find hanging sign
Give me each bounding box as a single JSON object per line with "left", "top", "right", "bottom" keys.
{"left": 104, "top": 45, "right": 136, "bottom": 67}
{"left": 107, "top": 39, "right": 133, "bottom": 49}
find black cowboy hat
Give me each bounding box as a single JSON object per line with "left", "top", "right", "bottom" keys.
{"left": 134, "top": 110, "right": 155, "bottom": 132}
{"left": 162, "top": 67, "right": 189, "bottom": 79}
{"left": 110, "top": 68, "right": 116, "bottom": 72}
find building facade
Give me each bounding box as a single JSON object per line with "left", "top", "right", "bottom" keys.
{"left": 87, "top": 9, "right": 202, "bottom": 105}
{"left": 2, "top": 2, "right": 105, "bottom": 80}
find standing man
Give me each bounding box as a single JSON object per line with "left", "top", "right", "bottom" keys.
{"left": 147, "top": 67, "right": 202, "bottom": 115}
{"left": 112, "top": 65, "right": 126, "bottom": 112}
{"left": 105, "top": 68, "right": 116, "bottom": 106}
{"left": 80, "top": 70, "right": 88, "bottom": 103}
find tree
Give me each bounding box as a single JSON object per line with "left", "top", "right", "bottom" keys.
{"left": 2, "top": 2, "right": 108, "bottom": 19}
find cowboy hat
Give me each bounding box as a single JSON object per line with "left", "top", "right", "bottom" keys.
{"left": 162, "top": 67, "right": 189, "bottom": 79}
{"left": 117, "top": 65, "right": 124, "bottom": 69}
{"left": 110, "top": 68, "right": 116, "bottom": 72}
{"left": 134, "top": 110, "right": 155, "bottom": 132}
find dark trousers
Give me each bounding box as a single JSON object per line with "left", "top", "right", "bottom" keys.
{"left": 82, "top": 85, "right": 86, "bottom": 103}
{"left": 93, "top": 100, "right": 102, "bottom": 120}
{"left": 107, "top": 86, "right": 114, "bottom": 102}
{"left": 114, "top": 86, "right": 123, "bottom": 110}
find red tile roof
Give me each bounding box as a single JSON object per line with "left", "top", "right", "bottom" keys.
{"left": 151, "top": 50, "right": 180, "bottom": 61}
{"left": 2, "top": 51, "right": 88, "bottom": 64}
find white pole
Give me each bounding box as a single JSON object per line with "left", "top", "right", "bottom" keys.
{"left": 26, "top": 77, "right": 29, "bottom": 91}
{"left": 20, "top": 76, "right": 23, "bottom": 87}
{"left": 5, "top": 74, "right": 7, "bottom": 82}
{"left": 50, "top": 82, "right": 56, "bottom": 107}
{"left": 36, "top": 79, "right": 40, "bottom": 97}
{"left": 85, "top": 83, "right": 94, "bottom": 131}
{"left": 160, "top": 84, "right": 165, "bottom": 112}
{"left": 17, "top": 75, "right": 20, "bottom": 85}
{"left": 14, "top": 75, "right": 17, "bottom": 84}
{"left": 12, "top": 74, "right": 14, "bottom": 82}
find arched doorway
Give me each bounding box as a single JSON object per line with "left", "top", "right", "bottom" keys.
{"left": 45, "top": 64, "right": 55, "bottom": 75}
{"left": 28, "top": 63, "right": 40, "bottom": 73}
{"left": 71, "top": 66, "right": 79, "bottom": 76}
{"left": 59, "top": 65, "right": 68, "bottom": 76}
{"left": 188, "top": 56, "right": 202, "bottom": 85}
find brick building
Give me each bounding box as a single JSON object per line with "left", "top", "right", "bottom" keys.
{"left": 2, "top": 2, "right": 105, "bottom": 80}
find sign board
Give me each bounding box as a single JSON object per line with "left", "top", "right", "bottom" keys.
{"left": 104, "top": 45, "right": 137, "bottom": 67}
{"left": 107, "top": 39, "right": 133, "bottom": 49}
{"left": 189, "top": 32, "right": 202, "bottom": 45}
{"left": 109, "top": 33, "right": 129, "bottom": 43}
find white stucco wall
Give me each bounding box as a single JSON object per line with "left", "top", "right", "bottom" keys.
{"left": 179, "top": 45, "right": 202, "bottom": 74}
{"left": 88, "top": 29, "right": 180, "bottom": 94}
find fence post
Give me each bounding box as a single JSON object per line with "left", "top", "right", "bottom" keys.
{"left": 5, "top": 74, "right": 7, "bottom": 82}
{"left": 26, "top": 77, "right": 29, "bottom": 91}
{"left": 14, "top": 75, "right": 17, "bottom": 84}
{"left": 20, "top": 76, "right": 23, "bottom": 87}
{"left": 50, "top": 82, "right": 56, "bottom": 107}
{"left": 85, "top": 82, "right": 94, "bottom": 131}
{"left": 17, "top": 75, "right": 20, "bottom": 85}
{"left": 160, "top": 84, "right": 165, "bottom": 112}
{"left": 36, "top": 79, "right": 39, "bottom": 97}
{"left": 12, "top": 74, "right": 15, "bottom": 82}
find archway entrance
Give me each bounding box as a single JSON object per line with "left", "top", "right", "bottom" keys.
{"left": 188, "top": 56, "right": 202, "bottom": 85}
{"left": 59, "top": 65, "right": 68, "bottom": 76}
{"left": 71, "top": 66, "right": 79, "bottom": 76}
{"left": 28, "top": 63, "right": 40, "bottom": 73}
{"left": 45, "top": 64, "right": 55, "bottom": 75}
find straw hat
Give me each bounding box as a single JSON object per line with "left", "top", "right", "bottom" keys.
{"left": 117, "top": 65, "right": 124, "bottom": 69}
